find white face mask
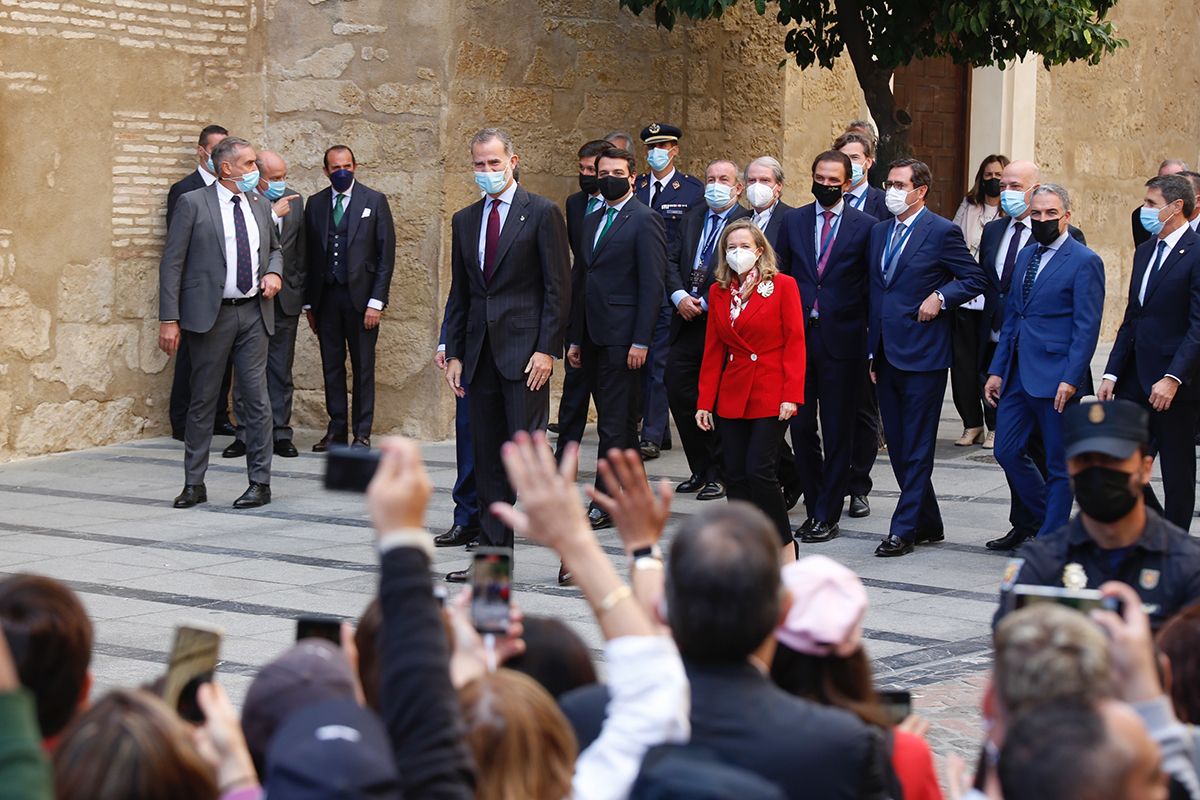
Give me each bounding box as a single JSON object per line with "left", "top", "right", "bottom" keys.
{"left": 885, "top": 186, "right": 915, "bottom": 216}
{"left": 726, "top": 247, "right": 759, "bottom": 275}
{"left": 745, "top": 182, "right": 775, "bottom": 210}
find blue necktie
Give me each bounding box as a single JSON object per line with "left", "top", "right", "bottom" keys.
{"left": 1021, "top": 246, "right": 1048, "bottom": 304}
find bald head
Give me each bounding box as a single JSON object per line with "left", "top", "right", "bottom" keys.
{"left": 255, "top": 150, "right": 287, "bottom": 181}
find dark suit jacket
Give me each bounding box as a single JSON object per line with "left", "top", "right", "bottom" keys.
{"left": 1105, "top": 227, "right": 1200, "bottom": 393}
{"left": 776, "top": 202, "right": 875, "bottom": 360}
{"left": 565, "top": 190, "right": 594, "bottom": 267}
{"left": 846, "top": 184, "right": 888, "bottom": 221}
{"left": 444, "top": 185, "right": 571, "bottom": 384}
{"left": 1132, "top": 206, "right": 1152, "bottom": 248}
{"left": 867, "top": 208, "right": 988, "bottom": 371}
{"left": 979, "top": 217, "right": 1088, "bottom": 336}
{"left": 758, "top": 200, "right": 794, "bottom": 251}
{"left": 665, "top": 203, "right": 752, "bottom": 342}
{"left": 989, "top": 235, "right": 1105, "bottom": 397}
{"left": 570, "top": 196, "right": 667, "bottom": 348}
{"left": 166, "top": 169, "right": 207, "bottom": 231}
{"left": 303, "top": 181, "right": 396, "bottom": 313}
{"left": 266, "top": 190, "right": 307, "bottom": 317}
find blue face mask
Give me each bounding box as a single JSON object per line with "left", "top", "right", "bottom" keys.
{"left": 264, "top": 180, "right": 287, "bottom": 201}
{"left": 1140, "top": 206, "right": 1174, "bottom": 236}
{"left": 474, "top": 168, "right": 509, "bottom": 196}
{"left": 232, "top": 169, "right": 260, "bottom": 194}
{"left": 329, "top": 168, "right": 355, "bottom": 193}
{"left": 850, "top": 162, "right": 864, "bottom": 185}
{"left": 1000, "top": 189, "right": 1029, "bottom": 218}
{"left": 704, "top": 182, "right": 733, "bottom": 210}
{"left": 647, "top": 147, "right": 672, "bottom": 172}
{"left": 205, "top": 154, "right": 215, "bottom": 174}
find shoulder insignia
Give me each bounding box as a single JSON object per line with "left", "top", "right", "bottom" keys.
{"left": 638, "top": 180, "right": 648, "bottom": 189}
{"left": 1139, "top": 568, "right": 1160, "bottom": 590}
{"left": 672, "top": 180, "right": 680, "bottom": 190}
{"left": 1062, "top": 562, "right": 1088, "bottom": 590}
{"left": 1000, "top": 558, "right": 1024, "bottom": 591}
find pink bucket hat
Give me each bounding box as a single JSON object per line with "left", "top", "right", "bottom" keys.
{"left": 775, "top": 555, "right": 869, "bottom": 657}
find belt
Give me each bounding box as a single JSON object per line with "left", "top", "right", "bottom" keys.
{"left": 221, "top": 296, "right": 257, "bottom": 306}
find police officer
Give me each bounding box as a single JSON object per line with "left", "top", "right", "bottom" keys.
{"left": 635, "top": 123, "right": 704, "bottom": 460}
{"left": 998, "top": 399, "right": 1200, "bottom": 629}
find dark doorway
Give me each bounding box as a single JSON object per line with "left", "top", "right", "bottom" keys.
{"left": 892, "top": 56, "right": 971, "bottom": 218}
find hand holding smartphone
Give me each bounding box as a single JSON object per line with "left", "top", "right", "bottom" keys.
{"left": 296, "top": 616, "right": 342, "bottom": 646}
{"left": 471, "top": 547, "right": 513, "bottom": 636}
{"left": 324, "top": 446, "right": 382, "bottom": 493}
{"left": 161, "top": 623, "right": 222, "bottom": 723}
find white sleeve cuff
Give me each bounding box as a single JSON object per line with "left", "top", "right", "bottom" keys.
{"left": 302, "top": 304, "right": 312, "bottom": 311}
{"left": 1166, "top": 374, "right": 1182, "bottom": 385}
{"left": 700, "top": 297, "right": 708, "bottom": 312}
{"left": 377, "top": 528, "right": 435, "bottom": 559}
{"left": 367, "top": 298, "right": 384, "bottom": 311}
{"left": 437, "top": 344, "right": 446, "bottom": 353}
{"left": 936, "top": 290, "right": 946, "bottom": 309}
{"left": 1102, "top": 373, "right": 1118, "bottom": 384}
{"left": 670, "top": 289, "right": 689, "bottom": 308}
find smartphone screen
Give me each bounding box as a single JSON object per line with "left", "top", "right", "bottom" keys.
{"left": 1012, "top": 585, "right": 1123, "bottom": 615}
{"left": 324, "top": 447, "right": 382, "bottom": 493}
{"left": 296, "top": 616, "right": 342, "bottom": 646}
{"left": 471, "top": 547, "right": 513, "bottom": 635}
{"left": 878, "top": 689, "right": 912, "bottom": 726}
{"left": 161, "top": 624, "right": 221, "bottom": 723}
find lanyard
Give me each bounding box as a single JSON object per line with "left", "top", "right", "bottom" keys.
{"left": 847, "top": 190, "right": 866, "bottom": 210}
{"left": 881, "top": 217, "right": 918, "bottom": 275}
{"left": 816, "top": 213, "right": 843, "bottom": 264}
{"left": 697, "top": 213, "right": 724, "bottom": 267}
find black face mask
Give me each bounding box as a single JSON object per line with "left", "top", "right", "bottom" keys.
{"left": 1030, "top": 217, "right": 1064, "bottom": 246}
{"left": 982, "top": 177, "right": 1001, "bottom": 198}
{"left": 597, "top": 175, "right": 631, "bottom": 202}
{"left": 1072, "top": 466, "right": 1140, "bottom": 523}
{"left": 578, "top": 173, "right": 598, "bottom": 195}
{"left": 812, "top": 181, "right": 844, "bottom": 208}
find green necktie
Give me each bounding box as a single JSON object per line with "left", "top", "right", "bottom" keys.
{"left": 593, "top": 207, "right": 616, "bottom": 253}
{"left": 333, "top": 193, "right": 346, "bottom": 226}
{"left": 586, "top": 196, "right": 601, "bottom": 214}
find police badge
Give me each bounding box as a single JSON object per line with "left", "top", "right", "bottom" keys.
{"left": 672, "top": 180, "right": 680, "bottom": 189}
{"left": 1139, "top": 569, "right": 1161, "bottom": 590}
{"left": 1062, "top": 562, "right": 1088, "bottom": 590}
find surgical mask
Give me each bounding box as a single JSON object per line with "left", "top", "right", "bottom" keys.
{"left": 812, "top": 181, "right": 844, "bottom": 208}
{"left": 473, "top": 168, "right": 508, "bottom": 196}
{"left": 850, "top": 162, "right": 865, "bottom": 185}
{"left": 725, "top": 247, "right": 758, "bottom": 275}
{"left": 1029, "top": 217, "right": 1063, "bottom": 246}
{"left": 745, "top": 182, "right": 775, "bottom": 209}
{"left": 329, "top": 168, "right": 355, "bottom": 193}
{"left": 705, "top": 182, "right": 733, "bottom": 210}
{"left": 1072, "top": 466, "right": 1139, "bottom": 523}
{"left": 596, "top": 175, "right": 631, "bottom": 202}
{"left": 885, "top": 187, "right": 913, "bottom": 216}
{"left": 983, "top": 177, "right": 1002, "bottom": 198}
{"left": 205, "top": 154, "right": 215, "bottom": 174}
{"left": 647, "top": 147, "right": 672, "bottom": 172}
{"left": 578, "top": 173, "right": 598, "bottom": 195}
{"left": 232, "top": 169, "right": 260, "bottom": 193}
{"left": 1000, "top": 189, "right": 1029, "bottom": 218}
{"left": 1140, "top": 205, "right": 1175, "bottom": 237}
{"left": 264, "top": 180, "right": 287, "bottom": 201}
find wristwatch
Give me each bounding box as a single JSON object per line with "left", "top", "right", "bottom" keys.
{"left": 630, "top": 544, "right": 663, "bottom": 570}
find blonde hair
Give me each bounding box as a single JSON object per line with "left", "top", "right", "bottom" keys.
{"left": 714, "top": 218, "right": 779, "bottom": 291}
{"left": 459, "top": 669, "right": 578, "bottom": 800}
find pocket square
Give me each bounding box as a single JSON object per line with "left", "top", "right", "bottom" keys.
{"left": 361, "top": 208, "right": 372, "bottom": 218}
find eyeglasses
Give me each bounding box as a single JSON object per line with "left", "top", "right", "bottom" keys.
{"left": 882, "top": 181, "right": 913, "bottom": 190}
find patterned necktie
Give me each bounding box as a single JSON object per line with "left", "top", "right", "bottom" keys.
{"left": 483, "top": 198, "right": 501, "bottom": 283}
{"left": 883, "top": 222, "right": 906, "bottom": 281}
{"left": 594, "top": 207, "right": 616, "bottom": 253}
{"left": 333, "top": 193, "right": 346, "bottom": 227}
{"left": 1022, "top": 245, "right": 1048, "bottom": 304}
{"left": 231, "top": 195, "right": 253, "bottom": 295}
{"left": 1140, "top": 240, "right": 1169, "bottom": 305}
{"left": 816, "top": 211, "right": 835, "bottom": 277}
{"left": 1000, "top": 222, "right": 1026, "bottom": 291}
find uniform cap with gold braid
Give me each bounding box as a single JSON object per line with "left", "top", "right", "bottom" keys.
{"left": 640, "top": 122, "right": 683, "bottom": 146}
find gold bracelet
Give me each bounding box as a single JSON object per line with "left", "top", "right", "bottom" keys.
{"left": 598, "top": 584, "right": 633, "bottom": 614}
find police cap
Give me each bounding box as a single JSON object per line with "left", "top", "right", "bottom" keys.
{"left": 641, "top": 122, "right": 682, "bottom": 146}
{"left": 1063, "top": 399, "right": 1150, "bottom": 460}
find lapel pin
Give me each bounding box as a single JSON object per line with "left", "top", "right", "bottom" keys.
{"left": 520, "top": 215, "right": 526, "bottom": 222}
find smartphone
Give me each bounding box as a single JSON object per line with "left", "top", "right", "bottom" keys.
{"left": 1011, "top": 584, "right": 1123, "bottom": 615}
{"left": 161, "top": 623, "right": 222, "bottom": 723}
{"left": 878, "top": 689, "right": 912, "bottom": 726}
{"left": 296, "top": 616, "right": 342, "bottom": 646}
{"left": 471, "top": 547, "right": 513, "bottom": 635}
{"left": 324, "top": 446, "right": 381, "bottom": 493}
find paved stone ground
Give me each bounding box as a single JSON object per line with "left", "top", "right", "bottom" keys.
{"left": 0, "top": 376, "right": 1182, "bottom": 785}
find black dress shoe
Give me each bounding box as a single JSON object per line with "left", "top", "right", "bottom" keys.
{"left": 558, "top": 562, "right": 573, "bottom": 586}
{"left": 213, "top": 420, "right": 236, "bottom": 437}
{"left": 588, "top": 506, "right": 612, "bottom": 531}
{"left": 849, "top": 495, "right": 870, "bottom": 518}
{"left": 274, "top": 439, "right": 298, "bottom": 458}
{"left": 696, "top": 481, "right": 726, "bottom": 501}
{"left": 795, "top": 518, "right": 816, "bottom": 538}
{"left": 233, "top": 482, "right": 271, "bottom": 509}
{"left": 915, "top": 527, "right": 945, "bottom": 544}
{"left": 435, "top": 524, "right": 481, "bottom": 548}
{"left": 639, "top": 440, "right": 661, "bottom": 460}
{"left": 801, "top": 521, "right": 841, "bottom": 544}
{"left": 548, "top": 422, "right": 560, "bottom": 434}
{"left": 875, "top": 534, "right": 914, "bottom": 557}
{"left": 222, "top": 439, "right": 246, "bottom": 459}
{"left": 352, "top": 436, "right": 371, "bottom": 449}
{"left": 986, "top": 528, "right": 1032, "bottom": 551}
{"left": 677, "top": 475, "right": 704, "bottom": 493}
{"left": 312, "top": 434, "right": 345, "bottom": 453}
{"left": 173, "top": 484, "right": 207, "bottom": 508}
{"left": 445, "top": 568, "right": 470, "bottom": 583}
{"left": 171, "top": 428, "right": 185, "bottom": 442}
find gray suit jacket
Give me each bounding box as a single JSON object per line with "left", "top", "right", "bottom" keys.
{"left": 159, "top": 183, "right": 283, "bottom": 335}
{"left": 266, "top": 190, "right": 306, "bottom": 317}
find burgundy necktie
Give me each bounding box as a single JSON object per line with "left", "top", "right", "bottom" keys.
{"left": 231, "top": 195, "right": 253, "bottom": 294}
{"left": 816, "top": 211, "right": 835, "bottom": 278}
{"left": 483, "top": 199, "right": 501, "bottom": 283}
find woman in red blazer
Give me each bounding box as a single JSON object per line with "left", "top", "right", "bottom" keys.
{"left": 697, "top": 219, "right": 806, "bottom": 558}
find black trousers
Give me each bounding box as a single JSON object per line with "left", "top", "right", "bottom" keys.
{"left": 554, "top": 359, "right": 591, "bottom": 459}
{"left": 848, "top": 361, "right": 881, "bottom": 497}
{"left": 718, "top": 416, "right": 792, "bottom": 546}
{"left": 580, "top": 332, "right": 642, "bottom": 491}
{"left": 665, "top": 322, "right": 720, "bottom": 482}
{"left": 469, "top": 335, "right": 550, "bottom": 548}
{"left": 315, "top": 283, "right": 378, "bottom": 440}
{"left": 170, "top": 336, "right": 233, "bottom": 434}
{"left": 952, "top": 309, "right": 994, "bottom": 431}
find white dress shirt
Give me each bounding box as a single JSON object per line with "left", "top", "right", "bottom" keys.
{"left": 593, "top": 193, "right": 633, "bottom": 247}
{"left": 994, "top": 217, "right": 1031, "bottom": 279}
{"left": 197, "top": 165, "right": 218, "bottom": 186}
{"left": 881, "top": 207, "right": 926, "bottom": 271}
{"left": 647, "top": 168, "right": 676, "bottom": 206}
{"left": 214, "top": 181, "right": 260, "bottom": 299}
{"left": 844, "top": 179, "right": 870, "bottom": 211}
{"left": 752, "top": 200, "right": 779, "bottom": 232}
{"left": 1190, "top": 215, "right": 1199, "bottom": 232}
{"left": 813, "top": 200, "right": 844, "bottom": 259}
{"left": 476, "top": 179, "right": 518, "bottom": 267}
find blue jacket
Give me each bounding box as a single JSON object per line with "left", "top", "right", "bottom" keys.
{"left": 636, "top": 170, "right": 704, "bottom": 249}
{"left": 867, "top": 208, "right": 987, "bottom": 371}
{"left": 988, "top": 235, "right": 1105, "bottom": 398}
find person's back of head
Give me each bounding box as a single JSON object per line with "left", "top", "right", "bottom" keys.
{"left": 630, "top": 744, "right": 786, "bottom": 799}
{"left": 53, "top": 688, "right": 217, "bottom": 800}
{"left": 0, "top": 574, "right": 93, "bottom": 743}
{"left": 458, "top": 669, "right": 578, "bottom": 800}
{"left": 1156, "top": 605, "right": 1200, "bottom": 724}
{"left": 504, "top": 616, "right": 597, "bottom": 699}
{"left": 355, "top": 597, "right": 383, "bottom": 711}
{"left": 667, "top": 504, "right": 782, "bottom": 665}
{"left": 993, "top": 603, "right": 1114, "bottom": 721}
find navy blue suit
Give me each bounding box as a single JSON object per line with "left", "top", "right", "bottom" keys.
{"left": 868, "top": 208, "right": 988, "bottom": 541}
{"left": 635, "top": 171, "right": 704, "bottom": 448}
{"left": 777, "top": 202, "right": 875, "bottom": 523}
{"left": 439, "top": 312, "right": 478, "bottom": 529}
{"left": 989, "top": 235, "right": 1105, "bottom": 537}
{"left": 1105, "top": 226, "right": 1200, "bottom": 528}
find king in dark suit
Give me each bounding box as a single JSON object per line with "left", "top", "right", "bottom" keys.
{"left": 868, "top": 159, "right": 987, "bottom": 557}
{"left": 442, "top": 129, "right": 571, "bottom": 582}
{"left": 303, "top": 145, "right": 396, "bottom": 451}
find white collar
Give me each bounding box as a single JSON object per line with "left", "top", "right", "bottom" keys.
{"left": 215, "top": 181, "right": 242, "bottom": 204}
{"left": 197, "top": 165, "right": 218, "bottom": 186}
{"left": 650, "top": 168, "right": 676, "bottom": 187}
{"left": 1156, "top": 222, "right": 1190, "bottom": 252}
{"left": 753, "top": 200, "right": 779, "bottom": 216}
{"left": 334, "top": 180, "right": 355, "bottom": 200}
{"left": 486, "top": 179, "right": 519, "bottom": 208}
{"left": 606, "top": 193, "right": 634, "bottom": 212}
{"left": 1038, "top": 229, "right": 1071, "bottom": 252}
{"left": 818, "top": 200, "right": 845, "bottom": 217}
{"left": 847, "top": 179, "right": 868, "bottom": 198}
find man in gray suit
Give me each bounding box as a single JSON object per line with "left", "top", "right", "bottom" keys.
{"left": 158, "top": 137, "right": 284, "bottom": 509}
{"left": 223, "top": 150, "right": 306, "bottom": 460}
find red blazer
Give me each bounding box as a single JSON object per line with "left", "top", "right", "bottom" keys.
{"left": 698, "top": 273, "right": 806, "bottom": 419}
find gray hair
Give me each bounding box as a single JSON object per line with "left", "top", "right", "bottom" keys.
{"left": 1032, "top": 183, "right": 1071, "bottom": 213}
{"left": 744, "top": 156, "right": 785, "bottom": 184}
{"left": 210, "top": 137, "right": 251, "bottom": 176}
{"left": 603, "top": 131, "right": 635, "bottom": 151}
{"left": 705, "top": 159, "right": 741, "bottom": 180}
{"left": 1160, "top": 158, "right": 1190, "bottom": 173}
{"left": 470, "top": 128, "right": 515, "bottom": 157}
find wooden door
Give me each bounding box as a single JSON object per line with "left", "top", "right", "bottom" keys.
{"left": 892, "top": 56, "right": 971, "bottom": 218}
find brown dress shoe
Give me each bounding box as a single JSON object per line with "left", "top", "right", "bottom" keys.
{"left": 312, "top": 432, "right": 347, "bottom": 453}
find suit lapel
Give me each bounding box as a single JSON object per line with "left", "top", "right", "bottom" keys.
{"left": 886, "top": 211, "right": 932, "bottom": 287}
{"left": 203, "top": 184, "right": 226, "bottom": 264}
{"left": 467, "top": 198, "right": 485, "bottom": 272}
{"left": 798, "top": 206, "right": 818, "bottom": 282}
{"left": 581, "top": 208, "right": 602, "bottom": 269}
{"left": 734, "top": 279, "right": 770, "bottom": 330}
{"left": 1024, "top": 236, "right": 1074, "bottom": 307}
{"left": 314, "top": 188, "right": 331, "bottom": 251}
{"left": 344, "top": 186, "right": 367, "bottom": 244}
{"left": 489, "top": 187, "right": 530, "bottom": 277}
{"left": 246, "top": 192, "right": 272, "bottom": 277}
{"left": 1145, "top": 233, "right": 1195, "bottom": 304}
{"left": 591, "top": 205, "right": 632, "bottom": 259}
